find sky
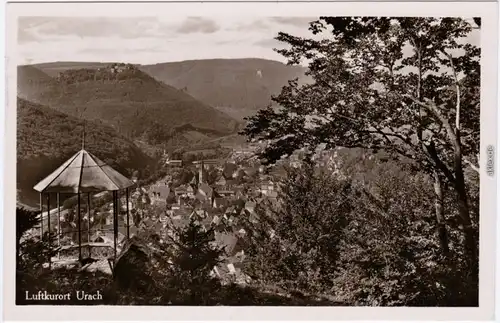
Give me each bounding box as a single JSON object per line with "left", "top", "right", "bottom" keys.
{"left": 17, "top": 16, "right": 317, "bottom": 65}
{"left": 17, "top": 16, "right": 480, "bottom": 66}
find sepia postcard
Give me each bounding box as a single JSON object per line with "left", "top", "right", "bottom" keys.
{"left": 2, "top": 1, "right": 498, "bottom": 321}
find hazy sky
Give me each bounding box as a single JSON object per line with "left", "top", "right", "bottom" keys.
{"left": 17, "top": 16, "right": 480, "bottom": 66}
{"left": 17, "top": 16, "right": 317, "bottom": 65}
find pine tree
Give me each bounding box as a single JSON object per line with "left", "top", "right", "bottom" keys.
{"left": 166, "top": 219, "right": 225, "bottom": 304}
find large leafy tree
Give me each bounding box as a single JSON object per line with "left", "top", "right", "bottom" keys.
{"left": 242, "top": 17, "right": 480, "bottom": 270}
{"left": 242, "top": 156, "right": 353, "bottom": 294}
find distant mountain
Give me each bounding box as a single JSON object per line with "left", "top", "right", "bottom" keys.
{"left": 139, "top": 58, "right": 309, "bottom": 120}
{"left": 30, "top": 59, "right": 310, "bottom": 121}
{"left": 17, "top": 65, "right": 55, "bottom": 100}
{"left": 17, "top": 97, "right": 156, "bottom": 207}
{"left": 20, "top": 63, "right": 239, "bottom": 147}
{"left": 33, "top": 61, "right": 113, "bottom": 77}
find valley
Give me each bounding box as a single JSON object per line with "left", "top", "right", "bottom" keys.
{"left": 16, "top": 58, "right": 305, "bottom": 208}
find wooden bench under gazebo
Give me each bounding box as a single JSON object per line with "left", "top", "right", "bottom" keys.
{"left": 33, "top": 147, "right": 135, "bottom": 269}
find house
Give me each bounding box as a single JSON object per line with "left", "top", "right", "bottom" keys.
{"left": 172, "top": 207, "right": 191, "bottom": 219}
{"left": 237, "top": 228, "right": 247, "bottom": 238}
{"left": 211, "top": 215, "right": 222, "bottom": 226}
{"left": 91, "top": 231, "right": 126, "bottom": 245}
{"left": 105, "top": 214, "right": 113, "bottom": 226}
{"left": 222, "top": 163, "right": 238, "bottom": 179}
{"left": 170, "top": 214, "right": 191, "bottom": 230}
{"left": 141, "top": 195, "right": 150, "bottom": 205}
{"left": 195, "top": 183, "right": 215, "bottom": 207}
{"left": 244, "top": 166, "right": 259, "bottom": 177}
{"left": 175, "top": 185, "right": 188, "bottom": 196}
{"left": 165, "top": 160, "right": 183, "bottom": 167}
{"left": 189, "top": 174, "right": 199, "bottom": 188}
{"left": 267, "top": 190, "right": 278, "bottom": 199}
{"left": 260, "top": 180, "right": 275, "bottom": 196}
{"left": 197, "top": 183, "right": 214, "bottom": 200}
{"left": 131, "top": 190, "right": 141, "bottom": 199}
{"left": 91, "top": 234, "right": 113, "bottom": 245}
{"left": 233, "top": 169, "right": 247, "bottom": 180}
{"left": 195, "top": 209, "right": 207, "bottom": 218}
{"left": 186, "top": 185, "right": 195, "bottom": 197}
{"left": 117, "top": 225, "right": 138, "bottom": 238}
{"left": 212, "top": 197, "right": 228, "bottom": 209}
{"left": 215, "top": 176, "right": 227, "bottom": 187}
{"left": 244, "top": 201, "right": 256, "bottom": 214}
{"left": 151, "top": 184, "right": 170, "bottom": 203}
{"left": 217, "top": 190, "right": 235, "bottom": 197}
{"left": 227, "top": 263, "right": 236, "bottom": 274}
{"left": 210, "top": 266, "right": 222, "bottom": 279}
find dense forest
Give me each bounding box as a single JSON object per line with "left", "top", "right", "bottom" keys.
{"left": 17, "top": 98, "right": 156, "bottom": 205}
{"left": 139, "top": 58, "right": 310, "bottom": 119}
{"left": 22, "top": 64, "right": 239, "bottom": 146}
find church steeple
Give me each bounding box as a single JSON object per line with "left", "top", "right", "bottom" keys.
{"left": 199, "top": 160, "right": 205, "bottom": 184}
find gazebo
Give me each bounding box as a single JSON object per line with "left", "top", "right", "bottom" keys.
{"left": 33, "top": 147, "right": 135, "bottom": 266}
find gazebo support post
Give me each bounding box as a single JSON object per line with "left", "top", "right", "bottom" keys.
{"left": 47, "top": 193, "right": 51, "bottom": 268}
{"left": 32, "top": 148, "right": 135, "bottom": 268}
{"left": 87, "top": 193, "right": 91, "bottom": 258}
{"left": 39, "top": 193, "right": 43, "bottom": 238}
{"left": 126, "top": 188, "right": 130, "bottom": 239}
{"left": 57, "top": 193, "right": 61, "bottom": 259}
{"left": 113, "top": 191, "right": 118, "bottom": 260}
{"left": 78, "top": 192, "right": 82, "bottom": 263}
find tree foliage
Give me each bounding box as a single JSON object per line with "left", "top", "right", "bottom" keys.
{"left": 242, "top": 155, "right": 352, "bottom": 293}
{"left": 243, "top": 155, "right": 478, "bottom": 305}
{"left": 242, "top": 16, "right": 480, "bottom": 273}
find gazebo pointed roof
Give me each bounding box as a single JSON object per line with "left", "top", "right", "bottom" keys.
{"left": 34, "top": 149, "right": 135, "bottom": 193}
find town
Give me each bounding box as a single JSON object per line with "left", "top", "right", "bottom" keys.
{"left": 39, "top": 142, "right": 339, "bottom": 285}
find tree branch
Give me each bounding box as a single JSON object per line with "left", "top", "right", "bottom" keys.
{"left": 366, "top": 126, "right": 419, "bottom": 161}
{"left": 424, "top": 140, "right": 456, "bottom": 184}
{"left": 404, "top": 95, "right": 458, "bottom": 146}
{"left": 463, "top": 158, "right": 479, "bottom": 174}
{"left": 440, "top": 49, "right": 461, "bottom": 132}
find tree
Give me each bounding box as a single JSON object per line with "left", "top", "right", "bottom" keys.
{"left": 16, "top": 207, "right": 40, "bottom": 268}
{"left": 335, "top": 157, "right": 477, "bottom": 306}
{"left": 242, "top": 155, "right": 353, "bottom": 294}
{"left": 165, "top": 219, "right": 225, "bottom": 304}
{"left": 16, "top": 206, "right": 58, "bottom": 302}
{"left": 242, "top": 17, "right": 479, "bottom": 272}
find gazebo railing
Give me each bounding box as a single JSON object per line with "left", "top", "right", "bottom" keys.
{"left": 37, "top": 188, "right": 133, "bottom": 268}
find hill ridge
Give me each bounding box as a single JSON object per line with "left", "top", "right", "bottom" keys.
{"left": 18, "top": 63, "right": 239, "bottom": 148}
{"left": 17, "top": 97, "right": 156, "bottom": 207}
